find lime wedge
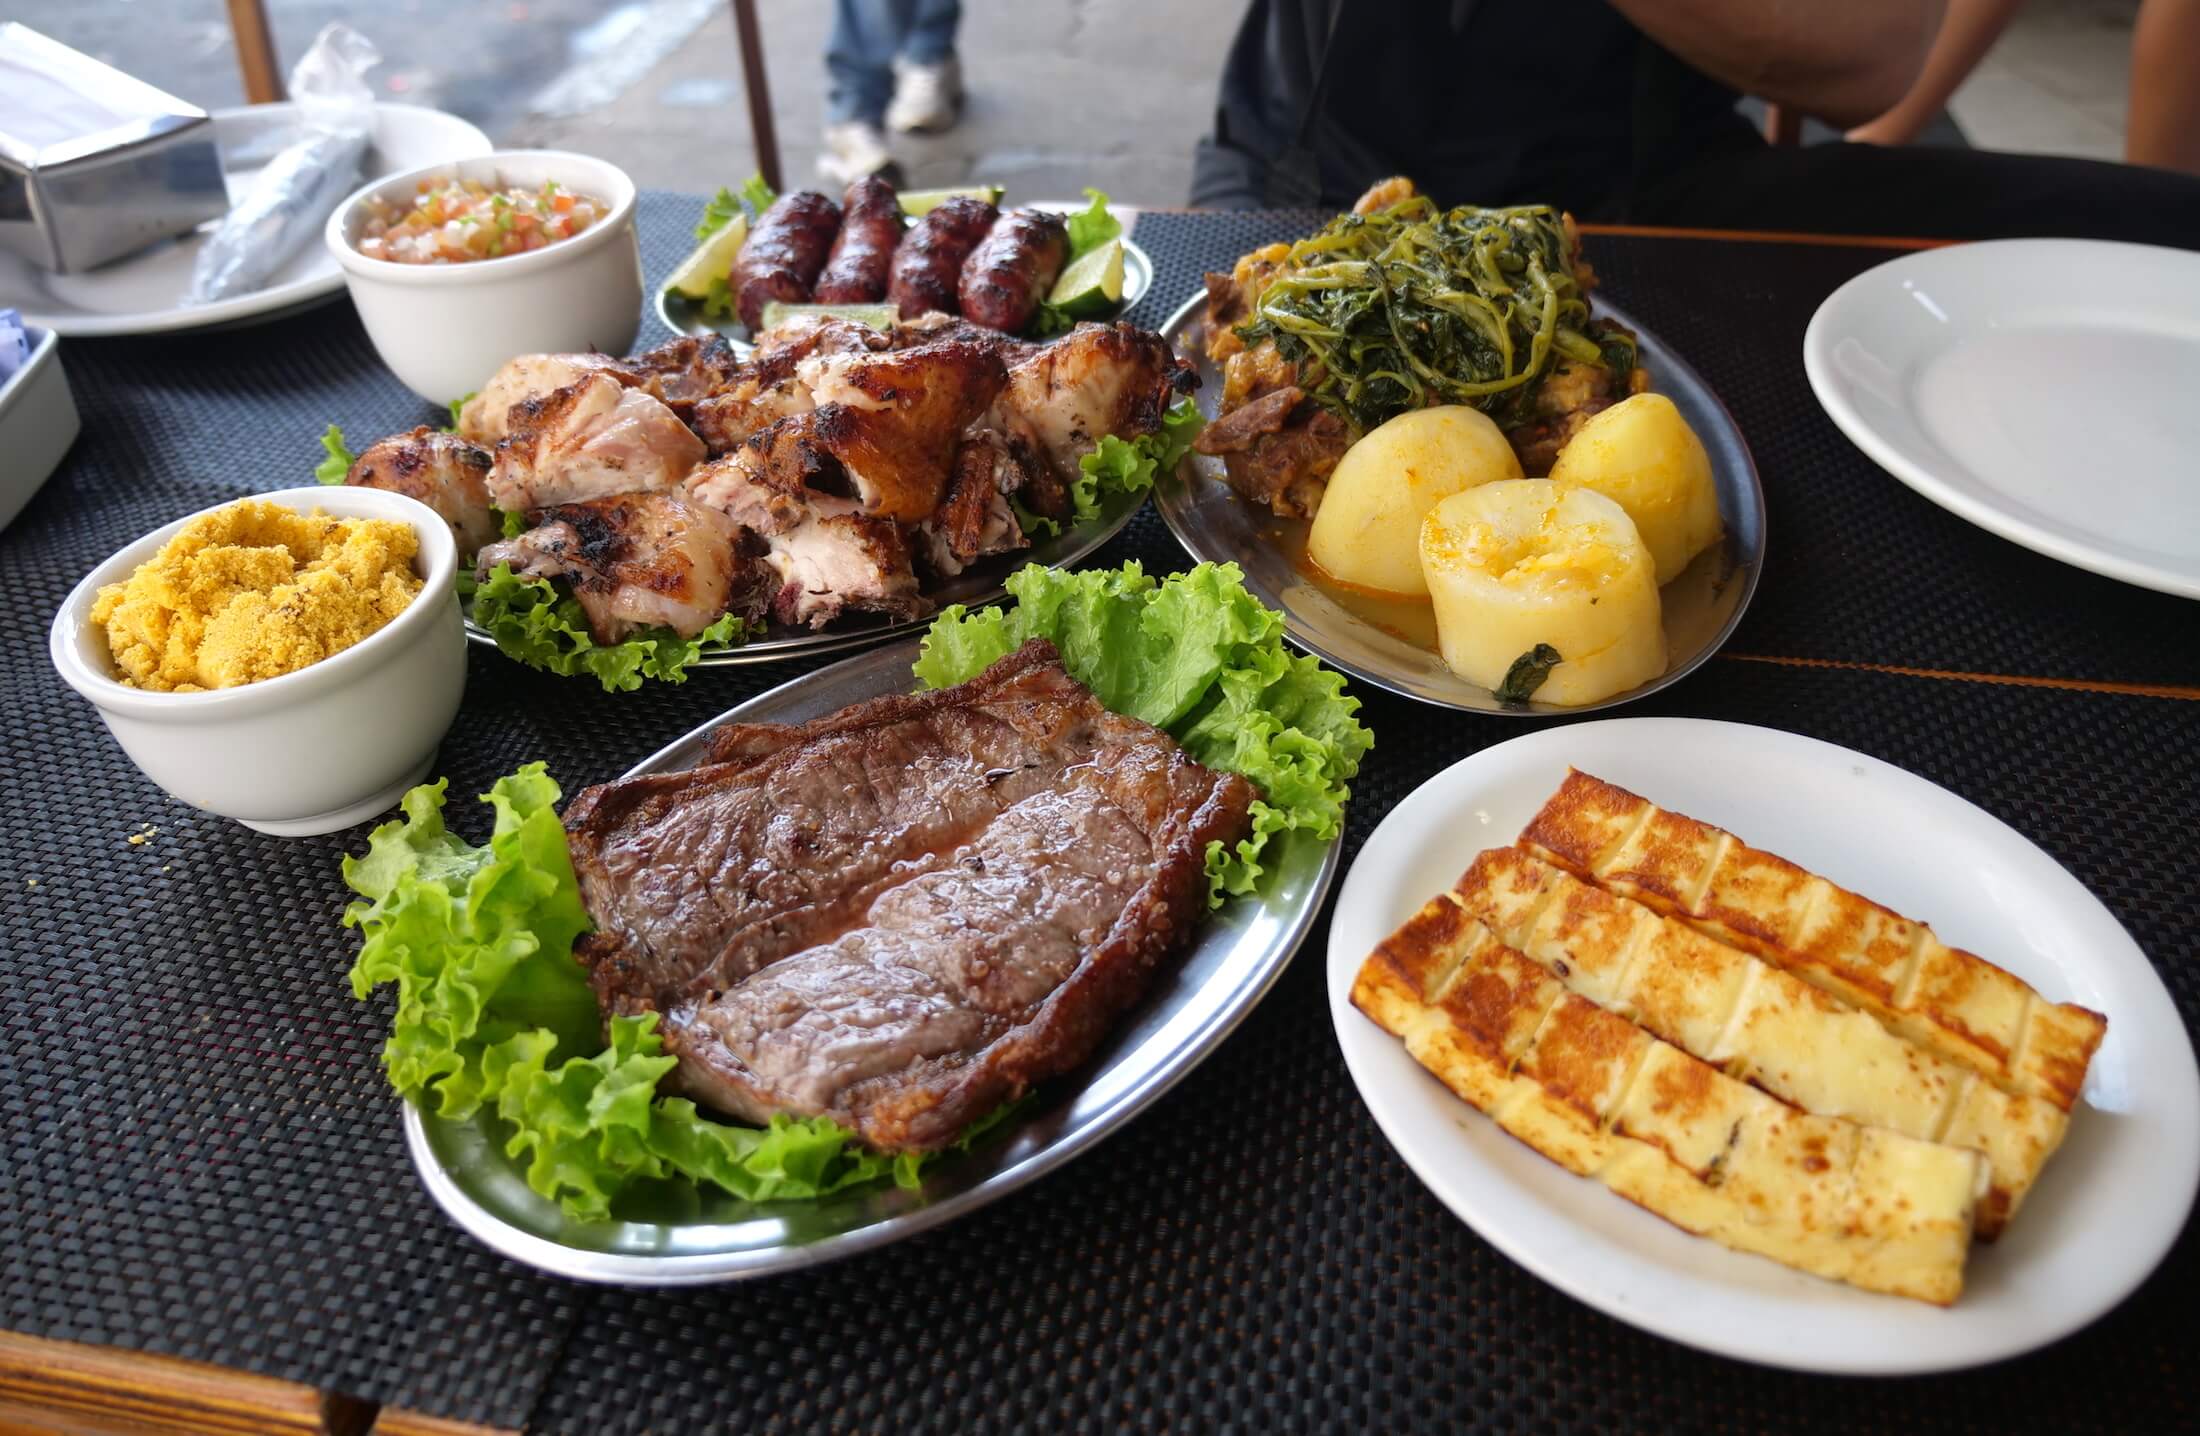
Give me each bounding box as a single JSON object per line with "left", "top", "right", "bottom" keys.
{"left": 758, "top": 301, "right": 898, "bottom": 332}
{"left": 1047, "top": 238, "right": 1125, "bottom": 318}
{"left": 899, "top": 185, "right": 1003, "bottom": 216}
{"left": 666, "top": 212, "right": 748, "bottom": 300}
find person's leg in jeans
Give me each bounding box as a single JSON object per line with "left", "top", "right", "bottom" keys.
{"left": 887, "top": 0, "right": 964, "bottom": 134}
{"left": 822, "top": 0, "right": 916, "bottom": 184}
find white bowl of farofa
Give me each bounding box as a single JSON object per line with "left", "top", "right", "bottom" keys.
{"left": 49, "top": 486, "right": 466, "bottom": 837}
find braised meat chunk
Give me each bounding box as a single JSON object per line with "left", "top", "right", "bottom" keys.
{"left": 564, "top": 639, "right": 1257, "bottom": 1151}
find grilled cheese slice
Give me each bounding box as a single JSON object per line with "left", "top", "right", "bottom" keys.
{"left": 1351, "top": 896, "right": 1983, "bottom": 1304}
{"left": 1519, "top": 770, "right": 2108, "bottom": 1112}
{"left": 1453, "top": 846, "right": 2066, "bottom": 1236}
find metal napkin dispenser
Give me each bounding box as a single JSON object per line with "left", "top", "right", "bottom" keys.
{"left": 0, "top": 23, "right": 229, "bottom": 273}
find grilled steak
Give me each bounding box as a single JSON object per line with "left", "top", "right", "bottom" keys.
{"left": 563, "top": 639, "right": 1256, "bottom": 1150}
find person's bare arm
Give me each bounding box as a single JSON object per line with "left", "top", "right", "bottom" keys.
{"left": 2128, "top": 0, "right": 2200, "bottom": 175}
{"left": 1849, "top": 0, "right": 2024, "bottom": 146}
{"left": 1609, "top": 0, "right": 1947, "bottom": 128}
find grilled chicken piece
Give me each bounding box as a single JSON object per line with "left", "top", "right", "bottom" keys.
{"left": 918, "top": 432, "right": 1031, "bottom": 576}
{"left": 686, "top": 416, "right": 842, "bottom": 536}
{"left": 458, "top": 353, "right": 640, "bottom": 445}
{"left": 768, "top": 511, "right": 926, "bottom": 628}
{"left": 488, "top": 374, "right": 707, "bottom": 511}
{"left": 628, "top": 334, "right": 742, "bottom": 422}
{"left": 688, "top": 315, "right": 891, "bottom": 454}
{"left": 800, "top": 339, "right": 1007, "bottom": 520}
{"left": 985, "top": 322, "right": 1194, "bottom": 486}
{"left": 475, "top": 490, "right": 763, "bottom": 642}
{"left": 688, "top": 413, "right": 931, "bottom": 628}
{"left": 346, "top": 426, "right": 501, "bottom": 556}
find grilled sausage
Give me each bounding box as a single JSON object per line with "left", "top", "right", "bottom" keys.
{"left": 887, "top": 195, "right": 998, "bottom": 319}
{"left": 733, "top": 190, "right": 841, "bottom": 331}
{"left": 812, "top": 177, "right": 902, "bottom": 304}
{"left": 958, "top": 209, "right": 1070, "bottom": 335}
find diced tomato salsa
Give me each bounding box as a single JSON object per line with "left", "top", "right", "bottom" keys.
{"left": 356, "top": 177, "right": 603, "bottom": 264}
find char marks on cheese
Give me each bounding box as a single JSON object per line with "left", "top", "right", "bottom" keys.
{"left": 1350, "top": 897, "right": 1983, "bottom": 1304}
{"left": 562, "top": 639, "right": 1256, "bottom": 1152}
{"left": 1518, "top": 769, "right": 2107, "bottom": 1112}
{"left": 1453, "top": 846, "right": 2067, "bottom": 1238}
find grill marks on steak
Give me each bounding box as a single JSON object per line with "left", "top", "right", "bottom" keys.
{"left": 562, "top": 640, "right": 1256, "bottom": 1151}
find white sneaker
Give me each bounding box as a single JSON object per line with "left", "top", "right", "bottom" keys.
{"left": 819, "top": 120, "right": 894, "bottom": 187}
{"left": 886, "top": 55, "right": 962, "bottom": 134}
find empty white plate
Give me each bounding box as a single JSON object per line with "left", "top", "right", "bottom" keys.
{"left": 0, "top": 102, "right": 489, "bottom": 337}
{"left": 1327, "top": 718, "right": 2199, "bottom": 1374}
{"left": 1804, "top": 238, "right": 2200, "bottom": 599}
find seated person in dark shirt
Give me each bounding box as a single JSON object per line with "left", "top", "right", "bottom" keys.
{"left": 1192, "top": 0, "right": 2200, "bottom": 246}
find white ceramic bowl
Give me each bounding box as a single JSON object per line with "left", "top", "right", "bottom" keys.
{"left": 325, "top": 150, "right": 643, "bottom": 406}
{"left": 49, "top": 486, "right": 468, "bottom": 837}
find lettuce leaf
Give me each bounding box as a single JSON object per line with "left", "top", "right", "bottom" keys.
{"left": 914, "top": 561, "right": 1370, "bottom": 902}
{"left": 697, "top": 175, "right": 778, "bottom": 239}
{"left": 315, "top": 424, "right": 355, "bottom": 484}
{"left": 1063, "top": 187, "right": 1121, "bottom": 260}
{"left": 464, "top": 563, "right": 746, "bottom": 692}
{"left": 342, "top": 766, "right": 598, "bottom": 1117}
{"left": 1019, "top": 397, "right": 1203, "bottom": 539}
{"left": 344, "top": 766, "right": 896, "bottom": 1222}
{"left": 701, "top": 274, "right": 736, "bottom": 320}
{"left": 446, "top": 392, "right": 476, "bottom": 433}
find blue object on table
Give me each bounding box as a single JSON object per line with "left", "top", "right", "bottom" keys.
{"left": 0, "top": 308, "right": 26, "bottom": 381}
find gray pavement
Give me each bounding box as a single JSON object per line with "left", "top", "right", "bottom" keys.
{"left": 9, "top": 1, "right": 2147, "bottom": 209}
{"left": 15, "top": 0, "right": 1239, "bottom": 208}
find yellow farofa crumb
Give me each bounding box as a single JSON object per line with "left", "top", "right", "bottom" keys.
{"left": 90, "top": 499, "right": 423, "bottom": 692}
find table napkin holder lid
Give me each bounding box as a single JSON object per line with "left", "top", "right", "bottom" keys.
{"left": 0, "top": 22, "right": 228, "bottom": 274}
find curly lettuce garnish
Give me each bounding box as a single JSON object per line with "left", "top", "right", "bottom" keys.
{"left": 1017, "top": 396, "right": 1203, "bottom": 539}
{"left": 343, "top": 767, "right": 895, "bottom": 1220}
{"left": 914, "top": 561, "right": 1370, "bottom": 902}
{"left": 314, "top": 424, "right": 356, "bottom": 484}
{"left": 463, "top": 563, "right": 746, "bottom": 693}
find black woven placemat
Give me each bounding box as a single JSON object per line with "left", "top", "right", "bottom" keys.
{"left": 1, "top": 195, "right": 2193, "bottom": 1434}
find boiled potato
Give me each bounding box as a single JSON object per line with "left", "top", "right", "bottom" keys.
{"left": 1420, "top": 479, "right": 1665, "bottom": 707}
{"left": 1547, "top": 393, "right": 1721, "bottom": 585}
{"left": 1306, "top": 406, "right": 1523, "bottom": 596}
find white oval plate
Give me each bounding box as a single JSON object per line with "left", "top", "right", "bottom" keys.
{"left": 0, "top": 102, "right": 490, "bottom": 337}
{"left": 409, "top": 635, "right": 1341, "bottom": 1282}
{"left": 1326, "top": 718, "right": 2198, "bottom": 1374}
{"left": 1804, "top": 239, "right": 2200, "bottom": 600}
{"left": 1156, "top": 292, "right": 1765, "bottom": 715}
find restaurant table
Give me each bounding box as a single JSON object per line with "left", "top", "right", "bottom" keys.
{"left": 3, "top": 196, "right": 2195, "bottom": 1436}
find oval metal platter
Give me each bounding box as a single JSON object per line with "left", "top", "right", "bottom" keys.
{"left": 406, "top": 635, "right": 1342, "bottom": 1283}
{"left": 461, "top": 480, "right": 1145, "bottom": 666}
{"left": 657, "top": 236, "right": 1155, "bottom": 347}
{"left": 1154, "top": 290, "right": 1766, "bottom": 715}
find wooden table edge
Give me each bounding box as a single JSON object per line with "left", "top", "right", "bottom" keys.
{"left": 0, "top": 1331, "right": 517, "bottom": 1436}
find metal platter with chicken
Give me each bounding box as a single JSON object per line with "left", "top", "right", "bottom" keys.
{"left": 1154, "top": 177, "right": 1765, "bottom": 716}
{"left": 333, "top": 309, "right": 1200, "bottom": 681}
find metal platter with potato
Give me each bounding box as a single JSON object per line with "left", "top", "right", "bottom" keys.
{"left": 1156, "top": 179, "right": 1763, "bottom": 715}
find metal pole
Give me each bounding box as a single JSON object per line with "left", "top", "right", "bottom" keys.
{"left": 728, "top": 0, "right": 784, "bottom": 194}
